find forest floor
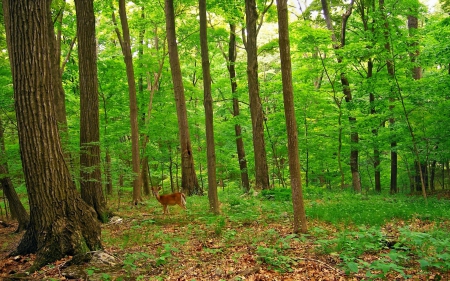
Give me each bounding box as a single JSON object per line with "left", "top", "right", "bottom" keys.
{"left": 0, "top": 190, "right": 449, "bottom": 280}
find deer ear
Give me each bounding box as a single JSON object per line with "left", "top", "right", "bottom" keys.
{"left": 158, "top": 186, "right": 162, "bottom": 191}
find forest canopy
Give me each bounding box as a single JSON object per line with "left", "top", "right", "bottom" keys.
{"left": 1, "top": 0, "right": 449, "bottom": 196}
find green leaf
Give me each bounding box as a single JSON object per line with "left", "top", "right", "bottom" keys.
{"left": 346, "top": 261, "right": 359, "bottom": 273}
{"left": 419, "top": 259, "right": 430, "bottom": 269}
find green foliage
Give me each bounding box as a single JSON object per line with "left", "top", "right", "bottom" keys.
{"left": 398, "top": 228, "right": 450, "bottom": 272}
{"left": 255, "top": 232, "right": 297, "bottom": 273}
{"left": 156, "top": 243, "right": 179, "bottom": 266}
{"left": 123, "top": 252, "right": 153, "bottom": 274}
{"left": 305, "top": 190, "right": 450, "bottom": 226}
{"left": 261, "top": 188, "right": 291, "bottom": 201}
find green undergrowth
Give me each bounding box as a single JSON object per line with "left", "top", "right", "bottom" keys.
{"left": 263, "top": 187, "right": 450, "bottom": 226}
{"left": 3, "top": 185, "right": 450, "bottom": 279}
{"left": 98, "top": 187, "right": 450, "bottom": 279}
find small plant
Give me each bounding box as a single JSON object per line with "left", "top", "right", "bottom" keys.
{"left": 316, "top": 226, "right": 409, "bottom": 277}
{"left": 100, "top": 272, "right": 112, "bottom": 280}
{"left": 399, "top": 227, "right": 450, "bottom": 273}
{"left": 86, "top": 266, "right": 99, "bottom": 276}
{"left": 255, "top": 233, "right": 297, "bottom": 272}
{"left": 156, "top": 243, "right": 179, "bottom": 266}
{"left": 256, "top": 246, "right": 294, "bottom": 272}
{"left": 123, "top": 252, "right": 152, "bottom": 276}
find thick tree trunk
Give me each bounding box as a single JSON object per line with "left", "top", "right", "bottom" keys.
{"left": 5, "top": 0, "right": 102, "bottom": 271}
{"left": 75, "top": 0, "right": 107, "bottom": 222}
{"left": 228, "top": 23, "right": 250, "bottom": 193}
{"left": 245, "top": 0, "right": 270, "bottom": 190}
{"left": 165, "top": 0, "right": 201, "bottom": 196}
{"left": 276, "top": 0, "right": 307, "bottom": 234}
{"left": 199, "top": 0, "right": 219, "bottom": 213}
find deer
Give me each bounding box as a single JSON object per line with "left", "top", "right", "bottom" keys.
{"left": 151, "top": 186, "right": 186, "bottom": 215}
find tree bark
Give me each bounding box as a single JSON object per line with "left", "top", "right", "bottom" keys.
{"left": 199, "top": 0, "right": 219, "bottom": 213}
{"left": 75, "top": 0, "right": 107, "bottom": 222}
{"left": 407, "top": 8, "right": 427, "bottom": 200}
{"left": 227, "top": 23, "right": 250, "bottom": 193}
{"left": 115, "top": 0, "right": 142, "bottom": 204}
{"left": 0, "top": 4, "right": 30, "bottom": 233}
{"left": 245, "top": 0, "right": 270, "bottom": 190}
{"left": 276, "top": 0, "right": 308, "bottom": 234}
{"left": 165, "top": 0, "right": 201, "bottom": 196}
{"left": 4, "top": 0, "right": 102, "bottom": 271}
{"left": 368, "top": 59, "right": 381, "bottom": 192}
{"left": 379, "top": 0, "right": 398, "bottom": 194}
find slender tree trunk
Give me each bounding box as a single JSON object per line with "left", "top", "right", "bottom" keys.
{"left": 105, "top": 149, "right": 113, "bottom": 195}
{"left": 113, "top": 0, "right": 142, "bottom": 204}
{"left": 276, "top": 0, "right": 307, "bottom": 234}
{"left": 100, "top": 93, "right": 113, "bottom": 196}
{"left": 406, "top": 10, "right": 427, "bottom": 200}
{"left": 337, "top": 104, "right": 345, "bottom": 189}
{"left": 0, "top": 165, "right": 29, "bottom": 232}
{"left": 165, "top": 0, "right": 200, "bottom": 195}
{"left": 5, "top": 0, "right": 102, "bottom": 271}
{"left": 199, "top": 0, "right": 219, "bottom": 213}
{"left": 141, "top": 25, "right": 165, "bottom": 196}
{"left": 321, "top": 0, "right": 360, "bottom": 192}
{"left": 368, "top": 59, "right": 381, "bottom": 192}
{"left": 430, "top": 160, "right": 436, "bottom": 191}
{"left": 0, "top": 120, "right": 29, "bottom": 232}
{"left": 53, "top": 1, "right": 70, "bottom": 142}
{"left": 245, "top": 0, "right": 270, "bottom": 190}
{"left": 75, "top": 0, "right": 107, "bottom": 221}
{"left": 137, "top": 7, "right": 151, "bottom": 197}
{"left": 228, "top": 23, "right": 250, "bottom": 193}
{"left": 380, "top": 0, "right": 398, "bottom": 194}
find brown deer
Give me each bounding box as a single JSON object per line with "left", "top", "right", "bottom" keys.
{"left": 151, "top": 186, "right": 186, "bottom": 214}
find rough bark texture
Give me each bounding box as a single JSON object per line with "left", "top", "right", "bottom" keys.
{"left": 228, "top": 23, "right": 250, "bottom": 193}
{"left": 408, "top": 15, "right": 422, "bottom": 81}
{"left": 276, "top": 0, "right": 307, "bottom": 234}
{"left": 5, "top": 0, "right": 102, "bottom": 272}
{"left": 245, "top": 0, "right": 270, "bottom": 190}
{"left": 165, "top": 0, "right": 201, "bottom": 195}
{"left": 75, "top": 0, "right": 107, "bottom": 221}
{"left": 2, "top": 2, "right": 31, "bottom": 233}
{"left": 199, "top": 0, "right": 219, "bottom": 214}
{"left": 118, "top": 0, "right": 142, "bottom": 204}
